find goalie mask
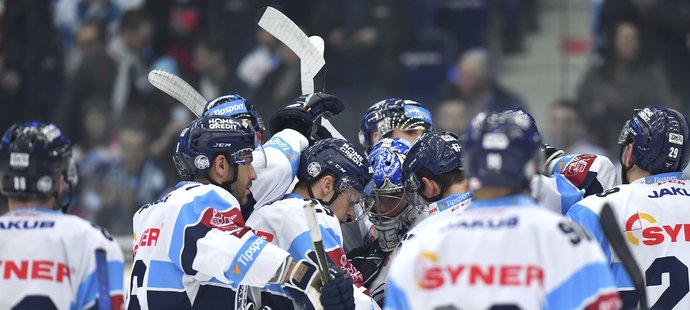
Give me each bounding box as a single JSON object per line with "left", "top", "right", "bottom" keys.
{"left": 365, "top": 138, "right": 420, "bottom": 252}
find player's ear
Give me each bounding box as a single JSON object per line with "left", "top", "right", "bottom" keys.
{"left": 421, "top": 177, "right": 439, "bottom": 199}
{"left": 211, "top": 154, "right": 228, "bottom": 178}
{"left": 320, "top": 174, "right": 335, "bottom": 196}
{"left": 622, "top": 143, "right": 634, "bottom": 167}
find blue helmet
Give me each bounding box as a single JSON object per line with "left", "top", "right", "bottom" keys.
{"left": 462, "top": 110, "right": 542, "bottom": 191}
{"left": 0, "top": 122, "right": 78, "bottom": 202}
{"left": 618, "top": 105, "right": 690, "bottom": 174}
{"left": 402, "top": 131, "right": 464, "bottom": 195}
{"left": 366, "top": 138, "right": 419, "bottom": 251}
{"left": 173, "top": 115, "right": 257, "bottom": 180}
{"left": 298, "top": 138, "right": 373, "bottom": 194}
{"left": 358, "top": 98, "right": 433, "bottom": 152}
{"left": 368, "top": 138, "right": 410, "bottom": 193}
{"left": 203, "top": 94, "right": 265, "bottom": 134}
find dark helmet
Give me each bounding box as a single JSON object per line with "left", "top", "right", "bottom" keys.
{"left": 462, "top": 110, "right": 542, "bottom": 191}
{"left": 358, "top": 98, "right": 433, "bottom": 152}
{"left": 0, "top": 122, "right": 77, "bottom": 205}
{"left": 173, "top": 115, "right": 257, "bottom": 180}
{"left": 618, "top": 105, "right": 690, "bottom": 174}
{"left": 402, "top": 131, "right": 464, "bottom": 201}
{"left": 203, "top": 94, "right": 265, "bottom": 134}
{"left": 298, "top": 138, "right": 373, "bottom": 197}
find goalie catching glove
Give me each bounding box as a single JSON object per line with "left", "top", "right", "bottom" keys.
{"left": 269, "top": 93, "right": 345, "bottom": 143}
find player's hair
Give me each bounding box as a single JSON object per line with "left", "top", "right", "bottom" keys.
{"left": 415, "top": 166, "right": 465, "bottom": 197}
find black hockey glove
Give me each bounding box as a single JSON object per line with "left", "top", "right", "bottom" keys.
{"left": 269, "top": 93, "right": 345, "bottom": 142}
{"left": 320, "top": 268, "right": 355, "bottom": 310}
{"left": 541, "top": 143, "right": 565, "bottom": 175}
{"left": 347, "top": 242, "right": 389, "bottom": 287}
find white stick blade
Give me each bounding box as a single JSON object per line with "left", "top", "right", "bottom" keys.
{"left": 148, "top": 70, "right": 207, "bottom": 117}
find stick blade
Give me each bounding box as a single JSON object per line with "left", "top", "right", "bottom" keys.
{"left": 148, "top": 70, "right": 207, "bottom": 117}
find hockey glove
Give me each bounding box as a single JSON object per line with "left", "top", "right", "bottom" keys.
{"left": 347, "top": 242, "right": 388, "bottom": 287}
{"left": 541, "top": 143, "right": 564, "bottom": 175}
{"left": 269, "top": 93, "right": 345, "bottom": 142}
{"left": 320, "top": 268, "right": 355, "bottom": 310}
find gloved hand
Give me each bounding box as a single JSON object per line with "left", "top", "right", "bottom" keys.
{"left": 541, "top": 143, "right": 565, "bottom": 175}
{"left": 269, "top": 93, "right": 345, "bottom": 142}
{"left": 320, "top": 268, "right": 355, "bottom": 310}
{"left": 347, "top": 242, "right": 388, "bottom": 287}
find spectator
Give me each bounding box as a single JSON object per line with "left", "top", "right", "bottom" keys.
{"left": 548, "top": 99, "right": 608, "bottom": 157}
{"left": 99, "top": 120, "right": 165, "bottom": 235}
{"left": 192, "top": 35, "right": 233, "bottom": 100}
{"left": 440, "top": 48, "right": 526, "bottom": 120}
{"left": 577, "top": 20, "right": 673, "bottom": 153}
{"left": 57, "top": 8, "right": 154, "bottom": 144}
{"left": 434, "top": 99, "right": 473, "bottom": 135}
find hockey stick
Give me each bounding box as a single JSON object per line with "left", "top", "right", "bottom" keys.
{"left": 95, "top": 249, "right": 112, "bottom": 310}
{"left": 148, "top": 69, "right": 207, "bottom": 117}
{"left": 304, "top": 200, "right": 331, "bottom": 285}
{"left": 256, "top": 6, "right": 345, "bottom": 140}
{"left": 599, "top": 203, "right": 648, "bottom": 310}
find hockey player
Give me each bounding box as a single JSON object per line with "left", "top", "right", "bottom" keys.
{"left": 129, "top": 115, "right": 354, "bottom": 309}
{"left": 348, "top": 136, "right": 457, "bottom": 306}
{"left": 567, "top": 105, "right": 690, "bottom": 309}
{"left": 247, "top": 138, "right": 375, "bottom": 309}
{"left": 385, "top": 110, "right": 621, "bottom": 309}
{"left": 0, "top": 122, "right": 125, "bottom": 309}
{"left": 347, "top": 98, "right": 432, "bottom": 252}
{"left": 358, "top": 98, "right": 433, "bottom": 154}
{"left": 202, "top": 93, "right": 344, "bottom": 212}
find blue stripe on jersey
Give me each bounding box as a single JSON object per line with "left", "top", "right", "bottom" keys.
{"left": 469, "top": 194, "right": 535, "bottom": 209}
{"left": 225, "top": 235, "right": 269, "bottom": 284}
{"left": 76, "top": 260, "right": 124, "bottom": 309}
{"left": 554, "top": 175, "right": 584, "bottom": 215}
{"left": 264, "top": 136, "right": 299, "bottom": 177}
{"left": 148, "top": 260, "right": 185, "bottom": 289}
{"left": 95, "top": 251, "right": 112, "bottom": 310}
{"left": 550, "top": 154, "right": 576, "bottom": 175}
{"left": 168, "top": 190, "right": 234, "bottom": 274}
{"left": 384, "top": 279, "right": 410, "bottom": 310}
{"left": 611, "top": 262, "right": 634, "bottom": 289}
{"left": 545, "top": 262, "right": 616, "bottom": 310}
{"left": 286, "top": 226, "right": 341, "bottom": 259}
{"left": 566, "top": 204, "right": 612, "bottom": 262}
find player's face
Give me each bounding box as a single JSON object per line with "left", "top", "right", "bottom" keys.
{"left": 329, "top": 188, "right": 362, "bottom": 223}
{"left": 229, "top": 161, "right": 257, "bottom": 205}
{"left": 373, "top": 193, "right": 409, "bottom": 218}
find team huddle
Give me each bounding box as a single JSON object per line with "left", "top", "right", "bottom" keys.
{"left": 0, "top": 91, "right": 689, "bottom": 309}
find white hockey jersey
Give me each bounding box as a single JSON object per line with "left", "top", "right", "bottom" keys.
{"left": 386, "top": 194, "right": 621, "bottom": 310}
{"left": 252, "top": 129, "right": 308, "bottom": 208}
{"left": 365, "top": 192, "right": 473, "bottom": 305}
{"left": 532, "top": 153, "right": 616, "bottom": 215}
{"left": 0, "top": 208, "right": 125, "bottom": 310}
{"left": 247, "top": 194, "right": 378, "bottom": 310}
{"left": 567, "top": 171, "right": 690, "bottom": 309}
{"left": 128, "top": 181, "right": 291, "bottom": 309}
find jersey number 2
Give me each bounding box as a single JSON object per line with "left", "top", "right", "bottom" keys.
{"left": 621, "top": 256, "right": 688, "bottom": 309}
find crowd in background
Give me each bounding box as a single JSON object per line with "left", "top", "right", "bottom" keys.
{"left": 0, "top": 0, "right": 688, "bottom": 236}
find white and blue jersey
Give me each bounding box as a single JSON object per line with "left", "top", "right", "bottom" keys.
{"left": 247, "top": 193, "right": 377, "bottom": 310}
{"left": 0, "top": 208, "right": 124, "bottom": 310}
{"left": 252, "top": 129, "right": 308, "bottom": 208}
{"left": 386, "top": 194, "right": 620, "bottom": 310}
{"left": 567, "top": 171, "right": 690, "bottom": 309}
{"left": 532, "top": 153, "right": 616, "bottom": 215}
{"left": 128, "top": 182, "right": 291, "bottom": 309}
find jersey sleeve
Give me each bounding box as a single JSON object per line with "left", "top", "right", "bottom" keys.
{"left": 542, "top": 217, "right": 621, "bottom": 309}
{"left": 252, "top": 129, "right": 309, "bottom": 208}
{"left": 75, "top": 223, "right": 125, "bottom": 310}
{"left": 549, "top": 154, "right": 616, "bottom": 197}
{"left": 167, "top": 187, "right": 290, "bottom": 287}
{"left": 531, "top": 174, "right": 584, "bottom": 215}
